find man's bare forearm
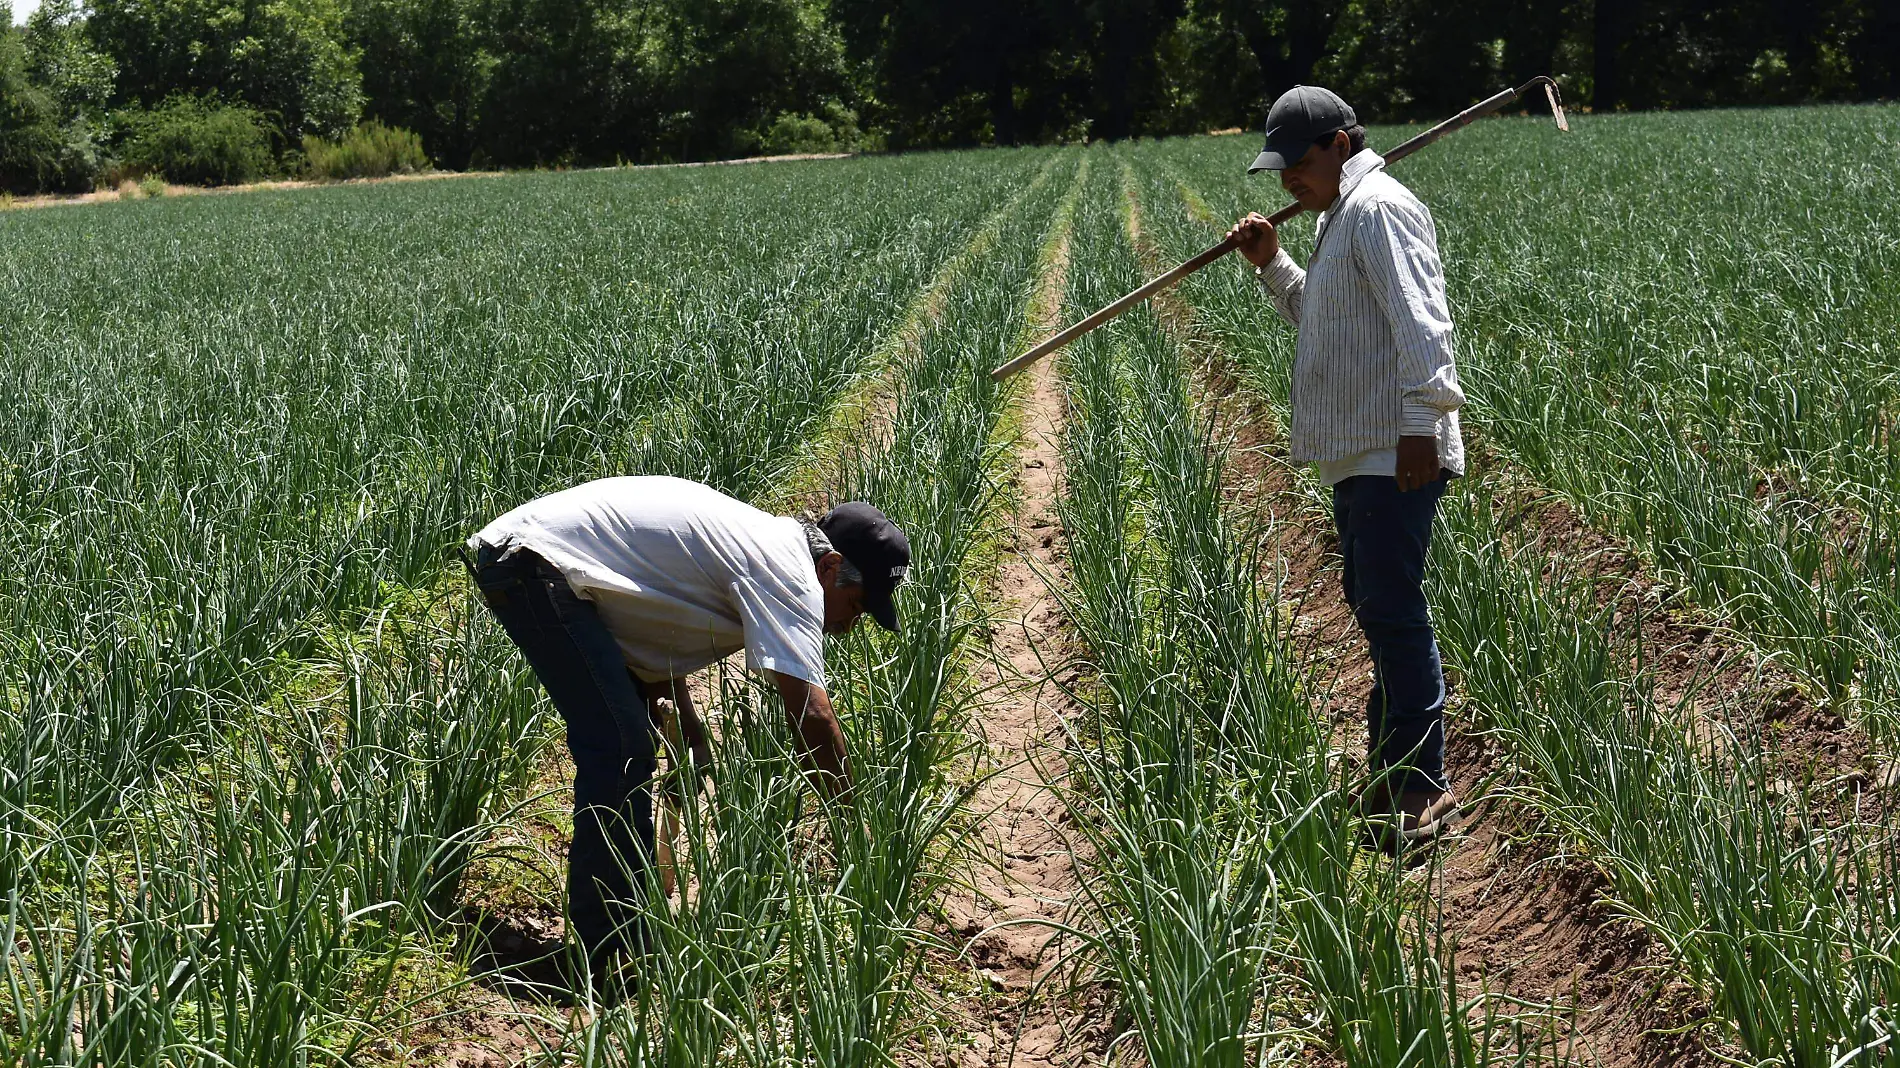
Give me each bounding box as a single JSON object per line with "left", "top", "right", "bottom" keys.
{"left": 770, "top": 671, "right": 852, "bottom": 803}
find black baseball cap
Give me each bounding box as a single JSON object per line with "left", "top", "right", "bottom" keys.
{"left": 819, "top": 502, "right": 910, "bottom": 632}
{"left": 1249, "top": 85, "right": 1357, "bottom": 173}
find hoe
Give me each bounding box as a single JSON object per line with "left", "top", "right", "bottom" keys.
{"left": 990, "top": 76, "right": 1568, "bottom": 382}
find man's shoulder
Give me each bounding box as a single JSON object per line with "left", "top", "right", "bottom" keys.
{"left": 1350, "top": 170, "right": 1428, "bottom": 215}
{"left": 1344, "top": 173, "right": 1434, "bottom": 245}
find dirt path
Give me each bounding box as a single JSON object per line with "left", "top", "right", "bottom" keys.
{"left": 938, "top": 349, "right": 1092, "bottom": 1067}
{"left": 1, "top": 152, "right": 851, "bottom": 212}
{"left": 930, "top": 169, "right": 1102, "bottom": 1068}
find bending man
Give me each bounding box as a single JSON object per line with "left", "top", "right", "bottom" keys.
{"left": 466, "top": 476, "right": 910, "bottom": 964}
{"left": 1227, "top": 85, "right": 1464, "bottom": 850}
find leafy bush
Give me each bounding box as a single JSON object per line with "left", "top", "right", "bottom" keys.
{"left": 301, "top": 121, "right": 430, "bottom": 180}
{"left": 115, "top": 175, "right": 166, "bottom": 199}
{"left": 0, "top": 114, "right": 103, "bottom": 195}
{"left": 119, "top": 98, "right": 274, "bottom": 187}
{"left": 759, "top": 113, "right": 837, "bottom": 156}
{"left": 757, "top": 103, "right": 861, "bottom": 157}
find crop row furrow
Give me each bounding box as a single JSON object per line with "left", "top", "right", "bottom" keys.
{"left": 555, "top": 151, "right": 1084, "bottom": 1066}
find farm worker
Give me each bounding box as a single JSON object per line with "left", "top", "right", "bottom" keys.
{"left": 465, "top": 476, "right": 910, "bottom": 965}
{"left": 1226, "top": 85, "right": 1464, "bottom": 851}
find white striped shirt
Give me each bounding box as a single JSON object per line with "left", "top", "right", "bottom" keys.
{"left": 1254, "top": 150, "right": 1466, "bottom": 486}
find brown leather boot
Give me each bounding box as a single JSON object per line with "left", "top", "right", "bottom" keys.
{"left": 1361, "top": 787, "right": 1461, "bottom": 854}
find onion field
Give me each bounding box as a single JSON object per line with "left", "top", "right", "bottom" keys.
{"left": 1, "top": 105, "right": 1896, "bottom": 1067}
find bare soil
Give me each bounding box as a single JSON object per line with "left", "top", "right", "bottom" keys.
{"left": 921, "top": 172, "right": 1110, "bottom": 1068}
{"left": 929, "top": 346, "right": 1102, "bottom": 1066}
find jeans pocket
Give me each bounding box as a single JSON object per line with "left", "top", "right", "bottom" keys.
{"left": 473, "top": 565, "right": 520, "bottom": 604}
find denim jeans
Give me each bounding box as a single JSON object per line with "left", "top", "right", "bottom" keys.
{"left": 471, "top": 545, "right": 656, "bottom": 958}
{"left": 1331, "top": 474, "right": 1450, "bottom": 793}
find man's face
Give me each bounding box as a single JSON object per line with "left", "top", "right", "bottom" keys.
{"left": 1278, "top": 132, "right": 1351, "bottom": 213}
{"left": 817, "top": 552, "right": 868, "bottom": 635}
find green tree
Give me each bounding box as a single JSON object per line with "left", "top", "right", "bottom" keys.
{"left": 473, "top": 0, "right": 639, "bottom": 164}
{"left": 469, "top": 0, "right": 854, "bottom": 166}
{"left": 1196, "top": 0, "right": 1346, "bottom": 104}
{"left": 832, "top": 0, "right": 1091, "bottom": 147}
{"left": 88, "top": 0, "right": 364, "bottom": 139}
{"left": 23, "top": 0, "right": 118, "bottom": 119}
{"left": 0, "top": 8, "right": 113, "bottom": 193}
{"left": 1086, "top": 0, "right": 1189, "bottom": 139}
{"left": 639, "top": 0, "right": 856, "bottom": 160}
{"left": 346, "top": 0, "right": 491, "bottom": 167}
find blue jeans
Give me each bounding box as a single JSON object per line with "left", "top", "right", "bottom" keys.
{"left": 472, "top": 545, "right": 656, "bottom": 958}
{"left": 1331, "top": 474, "right": 1450, "bottom": 793}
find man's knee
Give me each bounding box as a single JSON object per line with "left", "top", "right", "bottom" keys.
{"left": 1350, "top": 593, "right": 1432, "bottom": 638}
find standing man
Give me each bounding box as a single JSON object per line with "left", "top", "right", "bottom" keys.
{"left": 466, "top": 475, "right": 911, "bottom": 967}
{"left": 1226, "top": 85, "right": 1464, "bottom": 850}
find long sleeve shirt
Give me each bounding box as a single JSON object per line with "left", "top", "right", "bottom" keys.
{"left": 1254, "top": 150, "right": 1466, "bottom": 486}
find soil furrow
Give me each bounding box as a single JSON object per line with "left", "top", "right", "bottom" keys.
{"left": 777, "top": 155, "right": 1067, "bottom": 509}
{"left": 928, "top": 164, "right": 1103, "bottom": 1068}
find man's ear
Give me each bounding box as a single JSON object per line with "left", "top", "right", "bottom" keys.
{"left": 816, "top": 550, "right": 842, "bottom": 587}
{"left": 1333, "top": 130, "right": 1352, "bottom": 157}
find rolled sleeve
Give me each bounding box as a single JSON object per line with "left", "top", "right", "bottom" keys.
{"left": 1355, "top": 198, "right": 1464, "bottom": 427}
{"left": 1400, "top": 398, "right": 1446, "bottom": 438}
{"left": 1254, "top": 248, "right": 1305, "bottom": 326}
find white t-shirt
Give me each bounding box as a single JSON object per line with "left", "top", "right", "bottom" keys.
{"left": 469, "top": 476, "right": 827, "bottom": 687}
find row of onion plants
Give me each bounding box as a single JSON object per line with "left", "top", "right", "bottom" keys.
{"left": 1124, "top": 110, "right": 1900, "bottom": 739}
{"left": 1047, "top": 152, "right": 1543, "bottom": 1066}
{"left": 0, "top": 153, "right": 1044, "bottom": 1064}
{"left": 0, "top": 150, "right": 1044, "bottom": 848}
{"left": 570, "top": 151, "right": 1084, "bottom": 1065}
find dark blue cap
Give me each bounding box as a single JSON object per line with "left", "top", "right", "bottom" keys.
{"left": 818, "top": 502, "right": 910, "bottom": 632}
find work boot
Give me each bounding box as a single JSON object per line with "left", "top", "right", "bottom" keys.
{"left": 1359, "top": 787, "right": 1461, "bottom": 854}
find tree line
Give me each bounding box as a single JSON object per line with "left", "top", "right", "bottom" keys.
{"left": 3, "top": 0, "right": 1895, "bottom": 194}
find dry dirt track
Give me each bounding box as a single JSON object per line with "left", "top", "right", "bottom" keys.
{"left": 0, "top": 151, "right": 851, "bottom": 211}
{"left": 935, "top": 341, "right": 1096, "bottom": 1068}
{"left": 925, "top": 164, "right": 1107, "bottom": 1068}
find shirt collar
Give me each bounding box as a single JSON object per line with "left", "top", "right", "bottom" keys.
{"left": 1334, "top": 149, "right": 1386, "bottom": 206}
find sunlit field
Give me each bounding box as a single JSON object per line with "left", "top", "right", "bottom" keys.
{"left": 1, "top": 105, "right": 1896, "bottom": 1065}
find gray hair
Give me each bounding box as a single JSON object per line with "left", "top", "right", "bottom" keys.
{"left": 800, "top": 519, "right": 863, "bottom": 587}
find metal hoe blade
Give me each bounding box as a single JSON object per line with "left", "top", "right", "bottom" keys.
{"left": 1545, "top": 80, "right": 1569, "bottom": 131}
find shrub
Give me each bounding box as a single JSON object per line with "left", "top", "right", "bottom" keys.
{"left": 116, "top": 175, "right": 166, "bottom": 199}
{"left": 119, "top": 98, "right": 273, "bottom": 187}
{"left": 757, "top": 103, "right": 861, "bottom": 157}
{"left": 301, "top": 121, "right": 429, "bottom": 180}
{"left": 0, "top": 115, "right": 102, "bottom": 194}
{"left": 759, "top": 113, "right": 838, "bottom": 156}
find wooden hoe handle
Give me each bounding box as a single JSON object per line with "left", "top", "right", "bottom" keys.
{"left": 990, "top": 76, "right": 1567, "bottom": 382}
{"left": 988, "top": 200, "right": 1302, "bottom": 383}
